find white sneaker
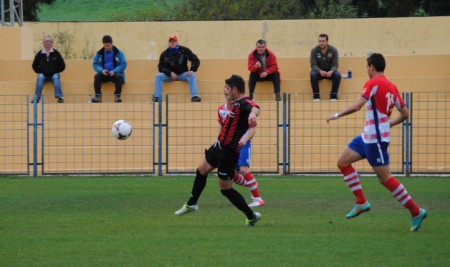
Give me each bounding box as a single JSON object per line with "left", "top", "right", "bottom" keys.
{"left": 248, "top": 199, "right": 265, "bottom": 207}
{"left": 174, "top": 203, "right": 199, "bottom": 215}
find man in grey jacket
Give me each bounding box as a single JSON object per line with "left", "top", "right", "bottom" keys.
{"left": 310, "top": 33, "right": 341, "bottom": 101}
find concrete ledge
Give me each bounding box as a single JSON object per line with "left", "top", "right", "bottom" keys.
{"left": 2, "top": 77, "right": 448, "bottom": 102}
{"left": 1, "top": 55, "right": 449, "bottom": 82}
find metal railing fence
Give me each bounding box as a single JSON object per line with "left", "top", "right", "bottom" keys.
{"left": 0, "top": 92, "right": 449, "bottom": 176}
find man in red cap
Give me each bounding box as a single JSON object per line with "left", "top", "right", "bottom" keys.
{"left": 153, "top": 35, "right": 201, "bottom": 102}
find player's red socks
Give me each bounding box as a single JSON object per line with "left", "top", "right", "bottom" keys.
{"left": 244, "top": 172, "right": 261, "bottom": 199}
{"left": 233, "top": 172, "right": 246, "bottom": 186}
{"left": 383, "top": 177, "right": 420, "bottom": 217}
{"left": 339, "top": 165, "right": 367, "bottom": 204}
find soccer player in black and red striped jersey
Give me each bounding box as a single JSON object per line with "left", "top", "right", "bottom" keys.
{"left": 175, "top": 74, "right": 262, "bottom": 226}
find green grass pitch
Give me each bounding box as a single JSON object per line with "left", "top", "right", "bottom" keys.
{"left": 1, "top": 176, "right": 449, "bottom": 266}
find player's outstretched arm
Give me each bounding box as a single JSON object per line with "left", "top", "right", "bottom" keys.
{"left": 327, "top": 97, "right": 367, "bottom": 123}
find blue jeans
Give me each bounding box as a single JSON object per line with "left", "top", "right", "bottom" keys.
{"left": 154, "top": 72, "right": 199, "bottom": 98}
{"left": 310, "top": 70, "right": 341, "bottom": 99}
{"left": 34, "top": 73, "right": 63, "bottom": 99}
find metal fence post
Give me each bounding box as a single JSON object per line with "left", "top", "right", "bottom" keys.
{"left": 157, "top": 98, "right": 163, "bottom": 176}
{"left": 404, "top": 92, "right": 411, "bottom": 176}
{"left": 282, "top": 93, "right": 288, "bottom": 175}
{"left": 28, "top": 95, "right": 43, "bottom": 177}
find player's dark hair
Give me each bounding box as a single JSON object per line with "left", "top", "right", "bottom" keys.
{"left": 367, "top": 53, "right": 386, "bottom": 72}
{"left": 319, "top": 33, "right": 328, "bottom": 41}
{"left": 225, "top": 75, "right": 245, "bottom": 94}
{"left": 256, "top": 39, "right": 266, "bottom": 46}
{"left": 102, "top": 35, "right": 113, "bottom": 44}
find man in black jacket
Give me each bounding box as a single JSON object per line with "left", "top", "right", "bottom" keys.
{"left": 153, "top": 35, "right": 201, "bottom": 102}
{"left": 31, "top": 35, "right": 65, "bottom": 103}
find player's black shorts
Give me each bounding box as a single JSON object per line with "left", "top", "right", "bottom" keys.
{"left": 205, "top": 141, "right": 238, "bottom": 180}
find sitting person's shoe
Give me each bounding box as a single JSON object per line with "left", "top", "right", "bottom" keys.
{"left": 330, "top": 98, "right": 338, "bottom": 102}
{"left": 275, "top": 92, "right": 281, "bottom": 101}
{"left": 346, "top": 201, "right": 371, "bottom": 219}
{"left": 91, "top": 97, "right": 102, "bottom": 103}
{"left": 30, "top": 98, "right": 40, "bottom": 104}
{"left": 410, "top": 208, "right": 427, "bottom": 232}
{"left": 313, "top": 98, "right": 321, "bottom": 102}
{"left": 115, "top": 97, "right": 122, "bottom": 103}
{"left": 152, "top": 96, "right": 160, "bottom": 102}
{"left": 174, "top": 203, "right": 199, "bottom": 215}
{"left": 248, "top": 198, "right": 265, "bottom": 207}
{"left": 245, "top": 212, "right": 261, "bottom": 227}
{"left": 191, "top": 96, "right": 202, "bottom": 102}
{"left": 57, "top": 97, "right": 64, "bottom": 103}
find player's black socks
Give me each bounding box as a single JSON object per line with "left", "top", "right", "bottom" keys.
{"left": 187, "top": 169, "right": 207, "bottom": 206}
{"left": 221, "top": 187, "right": 254, "bottom": 219}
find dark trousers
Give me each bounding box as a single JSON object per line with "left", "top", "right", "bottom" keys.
{"left": 248, "top": 71, "right": 280, "bottom": 98}
{"left": 94, "top": 72, "right": 124, "bottom": 98}
{"left": 310, "top": 70, "right": 341, "bottom": 99}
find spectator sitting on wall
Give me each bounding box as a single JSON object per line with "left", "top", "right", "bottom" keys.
{"left": 153, "top": 35, "right": 201, "bottom": 102}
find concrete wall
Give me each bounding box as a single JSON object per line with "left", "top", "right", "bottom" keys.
{"left": 25, "top": 17, "right": 450, "bottom": 60}
{"left": 0, "top": 27, "right": 34, "bottom": 59}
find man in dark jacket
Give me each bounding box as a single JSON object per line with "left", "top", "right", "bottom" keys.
{"left": 31, "top": 35, "right": 65, "bottom": 103}
{"left": 153, "top": 35, "right": 201, "bottom": 102}
{"left": 248, "top": 39, "right": 281, "bottom": 101}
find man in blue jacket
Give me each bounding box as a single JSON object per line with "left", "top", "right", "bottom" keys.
{"left": 92, "top": 35, "right": 127, "bottom": 103}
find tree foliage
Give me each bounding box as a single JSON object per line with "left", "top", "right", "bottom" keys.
{"left": 22, "top": 0, "right": 57, "bottom": 21}
{"left": 164, "top": 0, "right": 449, "bottom": 20}
{"left": 35, "top": 0, "right": 450, "bottom": 22}
{"left": 167, "top": 0, "right": 355, "bottom": 20}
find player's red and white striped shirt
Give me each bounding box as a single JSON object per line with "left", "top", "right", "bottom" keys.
{"left": 217, "top": 103, "right": 230, "bottom": 126}
{"left": 361, "top": 75, "right": 405, "bottom": 143}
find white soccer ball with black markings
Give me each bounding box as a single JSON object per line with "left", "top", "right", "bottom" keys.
{"left": 112, "top": 120, "right": 132, "bottom": 140}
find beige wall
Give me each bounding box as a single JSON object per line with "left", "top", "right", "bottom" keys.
{"left": 0, "top": 27, "right": 33, "bottom": 59}
{"left": 25, "top": 17, "right": 450, "bottom": 60}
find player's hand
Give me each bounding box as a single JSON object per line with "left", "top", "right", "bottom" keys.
{"left": 102, "top": 70, "right": 109, "bottom": 76}
{"left": 255, "top": 62, "right": 261, "bottom": 68}
{"left": 238, "top": 139, "right": 246, "bottom": 148}
{"left": 170, "top": 72, "right": 178, "bottom": 80}
{"left": 109, "top": 71, "right": 115, "bottom": 76}
{"left": 187, "top": 70, "right": 194, "bottom": 77}
{"left": 326, "top": 113, "right": 338, "bottom": 123}
{"left": 260, "top": 72, "right": 268, "bottom": 78}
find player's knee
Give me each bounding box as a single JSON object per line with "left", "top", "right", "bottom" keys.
{"left": 220, "top": 188, "right": 233, "bottom": 196}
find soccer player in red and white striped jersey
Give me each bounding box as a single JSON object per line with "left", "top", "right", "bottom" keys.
{"left": 327, "top": 53, "right": 427, "bottom": 232}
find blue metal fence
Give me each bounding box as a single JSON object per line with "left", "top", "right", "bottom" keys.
{"left": 0, "top": 92, "right": 448, "bottom": 176}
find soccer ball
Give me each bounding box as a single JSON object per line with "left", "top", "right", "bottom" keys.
{"left": 112, "top": 120, "right": 132, "bottom": 140}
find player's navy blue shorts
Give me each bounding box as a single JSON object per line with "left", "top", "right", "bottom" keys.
{"left": 205, "top": 141, "right": 238, "bottom": 180}
{"left": 237, "top": 141, "right": 251, "bottom": 167}
{"left": 348, "top": 135, "right": 390, "bottom": 166}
